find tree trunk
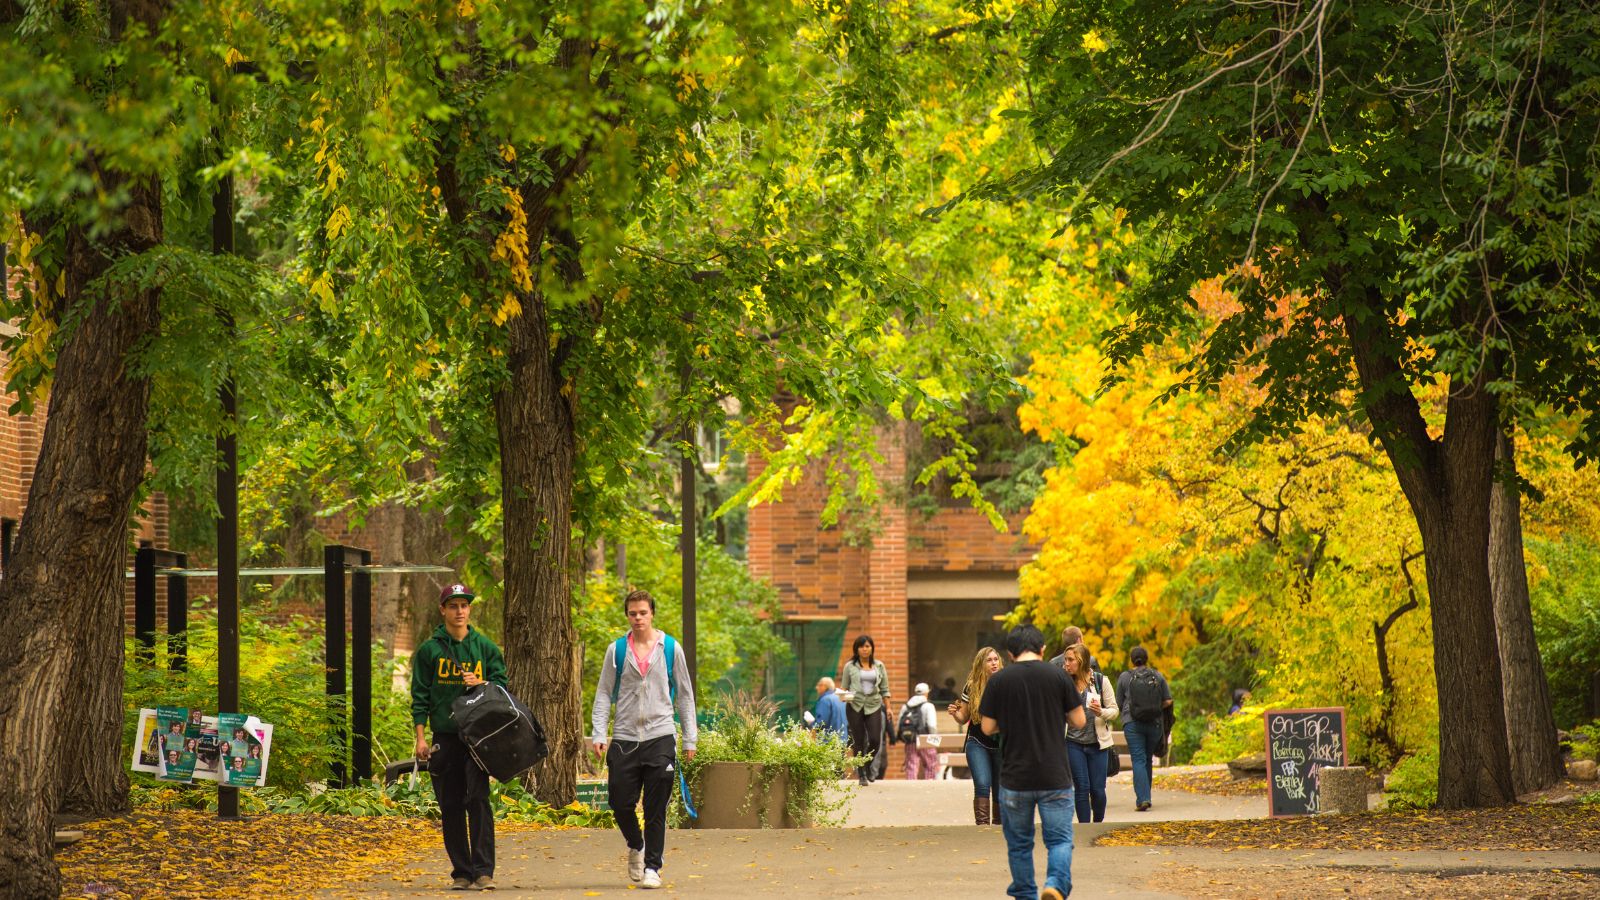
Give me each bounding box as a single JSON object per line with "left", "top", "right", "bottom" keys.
{"left": 1489, "top": 429, "right": 1564, "bottom": 794}
{"left": 1344, "top": 288, "right": 1514, "bottom": 809}
{"left": 0, "top": 181, "right": 161, "bottom": 895}
{"left": 492, "top": 291, "right": 582, "bottom": 806}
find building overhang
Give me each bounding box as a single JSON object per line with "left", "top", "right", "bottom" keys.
{"left": 905, "top": 571, "right": 1020, "bottom": 601}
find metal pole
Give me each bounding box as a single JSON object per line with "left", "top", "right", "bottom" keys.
{"left": 324, "top": 545, "right": 348, "bottom": 788}
{"left": 680, "top": 409, "right": 697, "bottom": 686}
{"left": 168, "top": 551, "right": 189, "bottom": 673}
{"left": 214, "top": 170, "right": 240, "bottom": 820}
{"left": 351, "top": 547, "right": 373, "bottom": 783}
{"left": 134, "top": 545, "right": 156, "bottom": 662}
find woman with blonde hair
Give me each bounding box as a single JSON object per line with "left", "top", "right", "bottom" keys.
{"left": 948, "top": 645, "right": 1003, "bottom": 824}
{"left": 1065, "top": 642, "right": 1118, "bottom": 822}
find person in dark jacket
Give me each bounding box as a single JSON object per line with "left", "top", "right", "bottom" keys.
{"left": 412, "top": 582, "right": 508, "bottom": 891}
{"left": 1115, "top": 645, "right": 1173, "bottom": 812}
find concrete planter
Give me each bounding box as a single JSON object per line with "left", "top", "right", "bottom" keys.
{"left": 688, "top": 761, "right": 806, "bottom": 828}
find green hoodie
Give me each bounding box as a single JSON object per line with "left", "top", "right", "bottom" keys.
{"left": 411, "top": 625, "right": 508, "bottom": 734}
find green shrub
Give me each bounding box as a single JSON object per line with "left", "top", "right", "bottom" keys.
{"left": 1528, "top": 536, "right": 1600, "bottom": 729}
{"left": 1385, "top": 745, "right": 1439, "bottom": 810}
{"left": 123, "top": 598, "right": 418, "bottom": 790}
{"left": 135, "top": 774, "right": 614, "bottom": 826}
{"left": 1188, "top": 706, "right": 1267, "bottom": 765}
{"left": 1570, "top": 722, "right": 1600, "bottom": 763}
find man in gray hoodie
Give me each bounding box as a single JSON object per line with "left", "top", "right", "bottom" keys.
{"left": 591, "top": 590, "right": 698, "bottom": 890}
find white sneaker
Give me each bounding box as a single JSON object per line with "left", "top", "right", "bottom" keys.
{"left": 627, "top": 848, "right": 645, "bottom": 882}
{"left": 641, "top": 869, "right": 662, "bottom": 889}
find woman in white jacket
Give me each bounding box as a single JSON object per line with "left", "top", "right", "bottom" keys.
{"left": 1064, "top": 642, "right": 1119, "bottom": 822}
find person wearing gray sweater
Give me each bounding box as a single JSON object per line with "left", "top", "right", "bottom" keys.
{"left": 592, "top": 590, "right": 698, "bottom": 890}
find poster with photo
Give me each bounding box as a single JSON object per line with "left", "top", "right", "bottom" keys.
{"left": 154, "top": 706, "right": 195, "bottom": 782}
{"left": 131, "top": 709, "right": 274, "bottom": 787}
{"left": 217, "top": 713, "right": 266, "bottom": 787}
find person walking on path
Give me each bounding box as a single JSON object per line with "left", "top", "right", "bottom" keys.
{"left": 1116, "top": 645, "right": 1173, "bottom": 812}
{"left": 979, "top": 625, "right": 1087, "bottom": 900}
{"left": 1064, "top": 643, "right": 1118, "bottom": 823}
{"left": 841, "top": 635, "right": 890, "bottom": 787}
{"left": 591, "top": 590, "right": 698, "bottom": 891}
{"left": 411, "top": 583, "right": 508, "bottom": 891}
{"left": 949, "top": 646, "right": 1003, "bottom": 824}
{"left": 811, "top": 677, "right": 848, "bottom": 740}
{"left": 895, "top": 683, "right": 939, "bottom": 780}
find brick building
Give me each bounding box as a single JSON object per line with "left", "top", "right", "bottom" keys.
{"left": 746, "top": 422, "right": 1037, "bottom": 711}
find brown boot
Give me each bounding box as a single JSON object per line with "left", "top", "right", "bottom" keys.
{"left": 973, "top": 796, "right": 992, "bottom": 825}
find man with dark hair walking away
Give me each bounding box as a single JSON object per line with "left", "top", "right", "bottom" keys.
{"left": 412, "top": 583, "right": 507, "bottom": 891}
{"left": 1117, "top": 646, "right": 1173, "bottom": 812}
{"left": 980, "top": 624, "right": 1087, "bottom": 900}
{"left": 592, "top": 590, "right": 698, "bottom": 890}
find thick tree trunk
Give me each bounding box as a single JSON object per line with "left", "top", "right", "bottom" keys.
{"left": 492, "top": 292, "right": 582, "bottom": 806}
{"left": 0, "top": 183, "right": 161, "bottom": 895}
{"left": 1344, "top": 288, "right": 1514, "bottom": 809}
{"left": 1489, "top": 430, "right": 1564, "bottom": 794}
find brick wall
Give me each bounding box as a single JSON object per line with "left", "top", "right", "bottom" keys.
{"left": 907, "top": 505, "right": 1034, "bottom": 574}
{"left": 747, "top": 419, "right": 1041, "bottom": 778}
{"left": 748, "top": 421, "right": 1038, "bottom": 696}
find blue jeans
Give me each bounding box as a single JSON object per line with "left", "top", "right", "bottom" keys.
{"left": 1123, "top": 719, "right": 1164, "bottom": 806}
{"left": 966, "top": 737, "right": 1001, "bottom": 804}
{"left": 999, "top": 787, "right": 1074, "bottom": 898}
{"left": 1065, "top": 741, "right": 1107, "bottom": 823}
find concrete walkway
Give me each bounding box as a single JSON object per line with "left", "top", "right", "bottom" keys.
{"left": 325, "top": 770, "right": 1593, "bottom": 898}
{"left": 328, "top": 826, "right": 1599, "bottom": 898}
{"left": 844, "top": 764, "right": 1262, "bottom": 827}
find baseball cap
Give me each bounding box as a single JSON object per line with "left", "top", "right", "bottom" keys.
{"left": 438, "top": 583, "right": 475, "bottom": 604}
{"left": 914, "top": 682, "right": 929, "bottom": 696}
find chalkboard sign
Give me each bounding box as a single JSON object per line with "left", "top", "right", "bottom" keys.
{"left": 1264, "top": 707, "right": 1346, "bottom": 817}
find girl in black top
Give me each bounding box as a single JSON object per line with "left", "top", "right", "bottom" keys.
{"left": 949, "top": 646, "right": 1003, "bottom": 824}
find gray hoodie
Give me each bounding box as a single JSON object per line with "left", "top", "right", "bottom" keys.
{"left": 591, "top": 632, "right": 699, "bottom": 750}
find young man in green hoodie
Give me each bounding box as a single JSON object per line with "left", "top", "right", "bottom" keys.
{"left": 412, "top": 583, "right": 508, "bottom": 891}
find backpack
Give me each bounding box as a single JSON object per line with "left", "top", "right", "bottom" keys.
{"left": 896, "top": 702, "right": 928, "bottom": 744}
{"left": 1123, "top": 667, "right": 1165, "bottom": 724}
{"left": 611, "top": 634, "right": 681, "bottom": 706}
{"left": 450, "top": 683, "right": 548, "bottom": 781}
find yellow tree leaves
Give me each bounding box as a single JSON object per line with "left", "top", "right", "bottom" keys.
{"left": 1017, "top": 277, "right": 1442, "bottom": 760}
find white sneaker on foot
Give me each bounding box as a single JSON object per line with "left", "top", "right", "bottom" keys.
{"left": 641, "top": 869, "right": 662, "bottom": 889}
{"left": 628, "top": 848, "right": 645, "bottom": 882}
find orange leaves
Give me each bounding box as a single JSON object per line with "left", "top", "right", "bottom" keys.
{"left": 56, "top": 810, "right": 437, "bottom": 899}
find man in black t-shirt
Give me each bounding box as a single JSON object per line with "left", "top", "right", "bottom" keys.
{"left": 980, "top": 625, "right": 1087, "bottom": 900}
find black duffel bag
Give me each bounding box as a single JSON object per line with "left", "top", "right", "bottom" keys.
{"left": 450, "top": 683, "right": 548, "bottom": 781}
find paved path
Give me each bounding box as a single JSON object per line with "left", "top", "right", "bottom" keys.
{"left": 844, "top": 765, "right": 1262, "bottom": 827}
{"left": 329, "top": 826, "right": 1598, "bottom": 898}
{"left": 326, "top": 771, "right": 1591, "bottom": 897}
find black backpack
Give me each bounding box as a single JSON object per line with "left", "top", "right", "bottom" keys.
{"left": 451, "top": 683, "right": 548, "bottom": 781}
{"left": 896, "top": 703, "right": 927, "bottom": 744}
{"left": 1123, "top": 668, "right": 1165, "bottom": 724}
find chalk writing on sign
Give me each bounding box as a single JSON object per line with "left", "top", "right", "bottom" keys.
{"left": 1264, "top": 708, "right": 1346, "bottom": 818}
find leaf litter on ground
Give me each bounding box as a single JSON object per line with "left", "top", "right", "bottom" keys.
{"left": 57, "top": 810, "right": 556, "bottom": 899}
{"left": 1098, "top": 803, "right": 1600, "bottom": 852}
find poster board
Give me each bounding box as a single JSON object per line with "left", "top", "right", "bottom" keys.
{"left": 131, "top": 708, "right": 273, "bottom": 787}
{"left": 1264, "top": 707, "right": 1346, "bottom": 817}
